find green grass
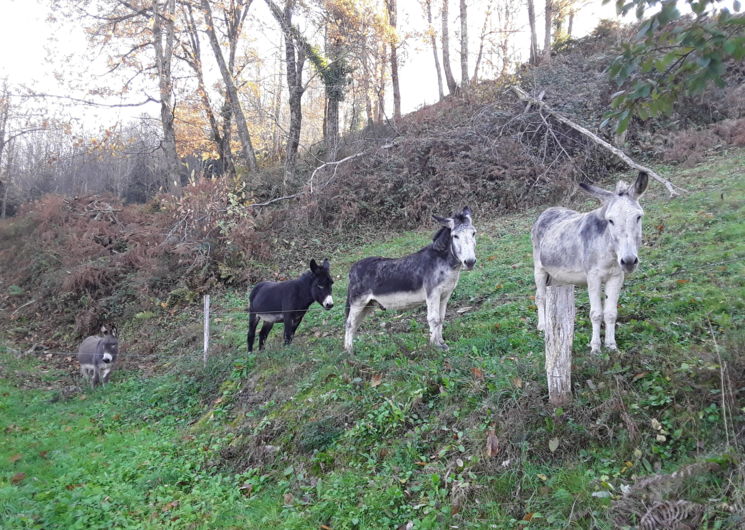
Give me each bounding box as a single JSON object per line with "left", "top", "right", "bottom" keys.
{"left": 2, "top": 149, "right": 745, "bottom": 528}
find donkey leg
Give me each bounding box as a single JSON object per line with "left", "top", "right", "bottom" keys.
{"left": 247, "top": 313, "right": 259, "bottom": 353}
{"left": 344, "top": 301, "right": 371, "bottom": 352}
{"left": 437, "top": 290, "right": 454, "bottom": 346}
{"left": 587, "top": 276, "right": 604, "bottom": 354}
{"left": 258, "top": 322, "right": 274, "bottom": 350}
{"left": 284, "top": 313, "right": 304, "bottom": 345}
{"left": 426, "top": 293, "right": 447, "bottom": 350}
{"left": 603, "top": 274, "right": 624, "bottom": 351}
{"left": 534, "top": 266, "right": 549, "bottom": 332}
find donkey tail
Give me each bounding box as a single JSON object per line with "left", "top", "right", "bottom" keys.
{"left": 345, "top": 288, "right": 351, "bottom": 318}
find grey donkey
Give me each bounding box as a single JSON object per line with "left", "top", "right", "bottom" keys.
{"left": 77, "top": 325, "right": 119, "bottom": 388}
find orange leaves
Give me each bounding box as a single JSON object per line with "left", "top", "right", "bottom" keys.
{"left": 370, "top": 374, "right": 383, "bottom": 387}
{"left": 11, "top": 473, "right": 26, "bottom": 485}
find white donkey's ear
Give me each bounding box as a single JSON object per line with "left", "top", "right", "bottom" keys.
{"left": 629, "top": 171, "right": 649, "bottom": 199}
{"left": 579, "top": 182, "right": 614, "bottom": 201}
{"left": 433, "top": 214, "right": 455, "bottom": 229}
{"left": 100, "top": 325, "right": 108, "bottom": 335}
{"left": 462, "top": 206, "right": 472, "bottom": 218}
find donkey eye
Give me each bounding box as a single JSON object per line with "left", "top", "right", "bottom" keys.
{"left": 636, "top": 215, "right": 642, "bottom": 222}
{"left": 608, "top": 219, "right": 615, "bottom": 225}
{"left": 453, "top": 235, "right": 459, "bottom": 239}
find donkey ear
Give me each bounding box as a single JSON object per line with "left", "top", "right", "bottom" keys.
{"left": 432, "top": 214, "right": 455, "bottom": 229}
{"left": 309, "top": 259, "right": 320, "bottom": 274}
{"left": 110, "top": 326, "right": 118, "bottom": 338}
{"left": 630, "top": 171, "right": 649, "bottom": 199}
{"left": 322, "top": 258, "right": 330, "bottom": 271}
{"left": 579, "top": 182, "right": 614, "bottom": 201}
{"left": 432, "top": 227, "right": 449, "bottom": 253}
{"left": 462, "top": 206, "right": 472, "bottom": 218}
{"left": 100, "top": 324, "right": 108, "bottom": 335}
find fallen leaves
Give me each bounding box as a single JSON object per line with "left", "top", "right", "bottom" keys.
{"left": 370, "top": 374, "right": 383, "bottom": 387}
{"left": 11, "top": 472, "right": 26, "bottom": 485}
{"left": 9, "top": 453, "right": 22, "bottom": 464}
{"left": 548, "top": 437, "right": 559, "bottom": 453}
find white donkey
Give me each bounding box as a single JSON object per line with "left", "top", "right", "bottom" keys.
{"left": 531, "top": 172, "right": 648, "bottom": 353}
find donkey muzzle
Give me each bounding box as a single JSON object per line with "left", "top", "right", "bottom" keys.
{"left": 322, "top": 295, "right": 334, "bottom": 310}
{"left": 103, "top": 353, "right": 113, "bottom": 363}
{"left": 620, "top": 256, "right": 639, "bottom": 273}
{"left": 463, "top": 259, "right": 476, "bottom": 271}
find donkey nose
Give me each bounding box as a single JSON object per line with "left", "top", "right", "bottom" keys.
{"left": 464, "top": 258, "right": 476, "bottom": 270}
{"left": 620, "top": 256, "right": 639, "bottom": 271}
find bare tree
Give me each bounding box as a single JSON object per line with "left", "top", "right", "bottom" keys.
{"left": 459, "top": 0, "right": 468, "bottom": 88}
{"left": 200, "top": 0, "right": 259, "bottom": 173}
{"left": 526, "top": 0, "right": 539, "bottom": 65}
{"left": 422, "top": 0, "right": 444, "bottom": 100}
{"left": 471, "top": 1, "right": 494, "bottom": 82}
{"left": 441, "top": 0, "right": 458, "bottom": 95}
{"left": 178, "top": 2, "right": 235, "bottom": 177}
{"left": 386, "top": 0, "right": 401, "bottom": 120}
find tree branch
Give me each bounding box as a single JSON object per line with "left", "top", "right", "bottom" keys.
{"left": 510, "top": 85, "right": 686, "bottom": 197}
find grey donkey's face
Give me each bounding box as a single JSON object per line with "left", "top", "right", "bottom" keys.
{"left": 434, "top": 206, "right": 477, "bottom": 270}
{"left": 100, "top": 326, "right": 119, "bottom": 364}
{"left": 580, "top": 172, "right": 649, "bottom": 274}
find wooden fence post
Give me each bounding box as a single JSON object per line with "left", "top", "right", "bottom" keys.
{"left": 203, "top": 294, "right": 210, "bottom": 367}
{"left": 545, "top": 285, "right": 575, "bottom": 406}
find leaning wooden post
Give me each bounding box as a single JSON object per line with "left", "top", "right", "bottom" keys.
{"left": 203, "top": 294, "right": 210, "bottom": 367}
{"left": 544, "top": 285, "right": 575, "bottom": 406}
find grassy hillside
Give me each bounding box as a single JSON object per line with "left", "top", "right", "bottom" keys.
{"left": 1, "top": 149, "right": 744, "bottom": 528}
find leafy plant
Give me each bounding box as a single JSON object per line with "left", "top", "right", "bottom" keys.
{"left": 605, "top": 0, "right": 745, "bottom": 133}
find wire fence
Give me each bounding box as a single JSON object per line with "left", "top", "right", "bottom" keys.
{"left": 2, "top": 252, "right": 743, "bottom": 369}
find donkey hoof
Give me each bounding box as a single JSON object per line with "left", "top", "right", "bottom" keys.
{"left": 590, "top": 344, "right": 602, "bottom": 355}
{"left": 605, "top": 343, "right": 618, "bottom": 352}
{"left": 433, "top": 342, "right": 449, "bottom": 351}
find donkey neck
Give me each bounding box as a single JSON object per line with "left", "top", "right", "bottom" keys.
{"left": 292, "top": 272, "right": 317, "bottom": 309}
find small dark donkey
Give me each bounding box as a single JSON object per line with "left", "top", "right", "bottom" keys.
{"left": 77, "top": 325, "right": 119, "bottom": 388}
{"left": 247, "top": 259, "right": 334, "bottom": 352}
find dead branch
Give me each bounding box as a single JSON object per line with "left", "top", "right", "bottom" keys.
{"left": 251, "top": 151, "right": 364, "bottom": 208}
{"left": 510, "top": 86, "right": 686, "bottom": 197}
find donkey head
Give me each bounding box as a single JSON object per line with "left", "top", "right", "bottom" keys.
{"left": 433, "top": 206, "right": 477, "bottom": 270}
{"left": 580, "top": 172, "right": 649, "bottom": 273}
{"left": 309, "top": 258, "right": 334, "bottom": 309}
{"left": 98, "top": 324, "right": 119, "bottom": 365}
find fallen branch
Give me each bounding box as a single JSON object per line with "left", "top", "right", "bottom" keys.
{"left": 251, "top": 151, "right": 364, "bottom": 208}
{"left": 510, "top": 86, "right": 685, "bottom": 197}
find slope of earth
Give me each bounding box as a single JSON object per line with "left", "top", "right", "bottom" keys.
{"left": 1, "top": 148, "right": 744, "bottom": 528}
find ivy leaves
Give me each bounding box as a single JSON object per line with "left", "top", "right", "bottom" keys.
{"left": 603, "top": 0, "right": 745, "bottom": 134}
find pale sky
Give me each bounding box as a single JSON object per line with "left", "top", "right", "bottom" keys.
{"left": 0, "top": 0, "right": 631, "bottom": 131}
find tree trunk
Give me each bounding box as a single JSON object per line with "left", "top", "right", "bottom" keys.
{"left": 387, "top": 0, "right": 401, "bottom": 120}
{"left": 376, "top": 42, "right": 386, "bottom": 122}
{"left": 181, "top": 3, "right": 234, "bottom": 177}
{"left": 568, "top": 9, "right": 575, "bottom": 37}
{"left": 526, "top": 0, "right": 539, "bottom": 65}
{"left": 543, "top": 0, "right": 553, "bottom": 63}
{"left": 441, "top": 0, "right": 458, "bottom": 95}
{"left": 425, "top": 0, "right": 444, "bottom": 100}
{"left": 459, "top": 0, "right": 468, "bottom": 88}
{"left": 152, "top": 0, "right": 184, "bottom": 188}
{"left": 362, "top": 50, "right": 374, "bottom": 126}
{"left": 545, "top": 284, "right": 575, "bottom": 407}
{"left": 472, "top": 2, "right": 492, "bottom": 82}
{"left": 200, "top": 0, "right": 259, "bottom": 173}
{"left": 271, "top": 50, "right": 283, "bottom": 159}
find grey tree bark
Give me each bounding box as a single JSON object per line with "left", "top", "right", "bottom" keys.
{"left": 441, "top": 0, "right": 458, "bottom": 95}
{"left": 543, "top": 0, "right": 553, "bottom": 63}
{"left": 459, "top": 0, "right": 468, "bottom": 88}
{"left": 200, "top": 0, "right": 259, "bottom": 173}
{"left": 387, "top": 0, "right": 401, "bottom": 120}
{"left": 526, "top": 0, "right": 539, "bottom": 65}
{"left": 152, "top": 0, "right": 185, "bottom": 187}
{"left": 424, "top": 0, "right": 445, "bottom": 100}
{"left": 544, "top": 285, "right": 575, "bottom": 407}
